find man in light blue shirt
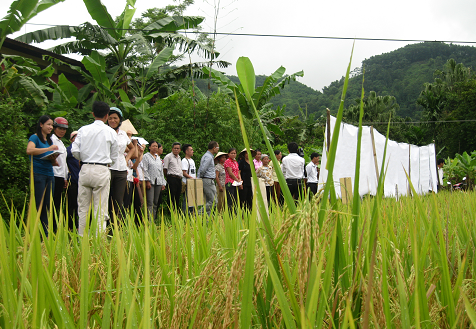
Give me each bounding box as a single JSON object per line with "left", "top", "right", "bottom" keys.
{"left": 198, "top": 141, "right": 220, "bottom": 215}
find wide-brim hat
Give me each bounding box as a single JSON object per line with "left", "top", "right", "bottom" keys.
{"left": 239, "top": 148, "right": 256, "bottom": 158}
{"left": 214, "top": 151, "right": 228, "bottom": 163}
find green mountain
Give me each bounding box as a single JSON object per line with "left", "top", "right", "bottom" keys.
{"left": 196, "top": 42, "right": 476, "bottom": 119}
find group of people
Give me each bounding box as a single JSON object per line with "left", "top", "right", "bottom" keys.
{"left": 26, "top": 101, "right": 321, "bottom": 237}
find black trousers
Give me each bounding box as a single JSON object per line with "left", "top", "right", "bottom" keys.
{"left": 265, "top": 186, "right": 272, "bottom": 204}
{"left": 109, "top": 170, "right": 127, "bottom": 223}
{"left": 67, "top": 181, "right": 79, "bottom": 230}
{"left": 53, "top": 176, "right": 65, "bottom": 232}
{"left": 239, "top": 185, "right": 253, "bottom": 211}
{"left": 307, "top": 182, "right": 318, "bottom": 195}
{"left": 226, "top": 184, "right": 239, "bottom": 210}
{"left": 167, "top": 176, "right": 182, "bottom": 212}
{"left": 286, "top": 178, "right": 303, "bottom": 200}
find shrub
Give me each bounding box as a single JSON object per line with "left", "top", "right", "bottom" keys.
{"left": 0, "top": 98, "right": 31, "bottom": 220}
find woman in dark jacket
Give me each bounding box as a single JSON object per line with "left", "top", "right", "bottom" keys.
{"left": 238, "top": 148, "right": 256, "bottom": 211}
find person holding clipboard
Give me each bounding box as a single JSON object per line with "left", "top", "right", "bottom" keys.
{"left": 26, "top": 115, "right": 61, "bottom": 237}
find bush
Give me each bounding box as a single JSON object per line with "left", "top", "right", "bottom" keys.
{"left": 0, "top": 98, "right": 31, "bottom": 220}
{"left": 137, "top": 91, "right": 261, "bottom": 161}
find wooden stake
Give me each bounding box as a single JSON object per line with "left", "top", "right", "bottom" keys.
{"left": 340, "top": 177, "right": 353, "bottom": 204}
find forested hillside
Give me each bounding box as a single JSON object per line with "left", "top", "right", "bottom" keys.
{"left": 196, "top": 42, "right": 476, "bottom": 119}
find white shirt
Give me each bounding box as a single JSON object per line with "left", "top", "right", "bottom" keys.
{"left": 281, "top": 153, "right": 305, "bottom": 179}
{"left": 109, "top": 129, "right": 130, "bottom": 171}
{"left": 306, "top": 162, "right": 319, "bottom": 183}
{"left": 182, "top": 158, "right": 196, "bottom": 183}
{"left": 72, "top": 120, "right": 119, "bottom": 165}
{"left": 137, "top": 161, "right": 145, "bottom": 181}
{"left": 438, "top": 167, "right": 444, "bottom": 185}
{"left": 52, "top": 134, "right": 68, "bottom": 179}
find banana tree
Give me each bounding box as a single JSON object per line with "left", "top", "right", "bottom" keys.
{"left": 0, "top": 55, "right": 54, "bottom": 108}
{"left": 0, "top": 0, "right": 65, "bottom": 49}
{"left": 15, "top": 0, "right": 215, "bottom": 78}
{"left": 455, "top": 151, "right": 476, "bottom": 190}
{"left": 202, "top": 65, "right": 303, "bottom": 135}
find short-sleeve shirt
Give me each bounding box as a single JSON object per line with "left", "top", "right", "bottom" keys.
{"left": 253, "top": 158, "right": 262, "bottom": 170}
{"left": 182, "top": 158, "right": 196, "bottom": 183}
{"left": 52, "top": 134, "right": 68, "bottom": 179}
{"left": 109, "top": 129, "right": 130, "bottom": 171}
{"left": 256, "top": 165, "right": 274, "bottom": 186}
{"left": 29, "top": 134, "right": 54, "bottom": 176}
{"left": 306, "top": 162, "right": 319, "bottom": 183}
{"left": 163, "top": 152, "right": 183, "bottom": 177}
{"left": 224, "top": 158, "right": 239, "bottom": 184}
{"left": 215, "top": 163, "right": 226, "bottom": 187}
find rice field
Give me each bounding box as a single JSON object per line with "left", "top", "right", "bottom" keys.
{"left": 0, "top": 189, "right": 476, "bottom": 328}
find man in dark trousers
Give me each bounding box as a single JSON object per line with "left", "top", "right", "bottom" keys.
{"left": 66, "top": 131, "right": 80, "bottom": 230}
{"left": 163, "top": 142, "right": 183, "bottom": 212}
{"left": 281, "top": 142, "right": 305, "bottom": 200}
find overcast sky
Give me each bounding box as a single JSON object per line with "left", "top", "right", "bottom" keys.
{"left": 2, "top": 0, "right": 476, "bottom": 91}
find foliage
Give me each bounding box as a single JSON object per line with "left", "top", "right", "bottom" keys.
{"left": 137, "top": 90, "right": 261, "bottom": 162}
{"left": 0, "top": 0, "right": 65, "bottom": 48}
{"left": 0, "top": 98, "right": 32, "bottom": 220}
{"left": 202, "top": 66, "right": 304, "bottom": 118}
{"left": 0, "top": 55, "right": 54, "bottom": 108}
{"left": 443, "top": 151, "right": 476, "bottom": 189}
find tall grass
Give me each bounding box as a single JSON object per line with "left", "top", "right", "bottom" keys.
{"left": 1, "top": 190, "right": 476, "bottom": 327}
{"left": 1, "top": 52, "right": 476, "bottom": 328}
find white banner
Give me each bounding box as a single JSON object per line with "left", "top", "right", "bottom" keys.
{"left": 319, "top": 116, "right": 438, "bottom": 198}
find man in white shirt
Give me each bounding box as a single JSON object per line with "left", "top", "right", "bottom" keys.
{"left": 305, "top": 152, "right": 320, "bottom": 196}
{"left": 281, "top": 142, "right": 305, "bottom": 200}
{"left": 437, "top": 158, "right": 444, "bottom": 190}
{"left": 51, "top": 117, "right": 69, "bottom": 230}
{"left": 181, "top": 144, "right": 196, "bottom": 212}
{"left": 72, "top": 101, "right": 119, "bottom": 236}
{"left": 163, "top": 142, "right": 183, "bottom": 212}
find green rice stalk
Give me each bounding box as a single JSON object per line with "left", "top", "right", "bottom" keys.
{"left": 235, "top": 57, "right": 296, "bottom": 215}
{"left": 379, "top": 234, "right": 393, "bottom": 329}
{"left": 0, "top": 209, "right": 17, "bottom": 327}
{"left": 351, "top": 69, "right": 365, "bottom": 256}
{"left": 317, "top": 42, "right": 354, "bottom": 227}
{"left": 461, "top": 291, "right": 476, "bottom": 327}
{"left": 305, "top": 239, "right": 327, "bottom": 327}
{"left": 42, "top": 261, "right": 75, "bottom": 328}
{"left": 240, "top": 194, "right": 257, "bottom": 329}
{"left": 316, "top": 218, "right": 338, "bottom": 329}
{"left": 101, "top": 254, "right": 114, "bottom": 329}
{"left": 79, "top": 222, "right": 91, "bottom": 328}
{"left": 143, "top": 222, "right": 151, "bottom": 329}
{"left": 188, "top": 289, "right": 205, "bottom": 329}
{"left": 257, "top": 228, "right": 297, "bottom": 329}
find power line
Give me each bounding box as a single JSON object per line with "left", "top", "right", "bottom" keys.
{"left": 342, "top": 119, "right": 476, "bottom": 125}
{"left": 23, "top": 23, "right": 476, "bottom": 45}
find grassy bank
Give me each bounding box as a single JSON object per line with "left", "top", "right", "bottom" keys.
{"left": 1, "top": 190, "right": 475, "bottom": 328}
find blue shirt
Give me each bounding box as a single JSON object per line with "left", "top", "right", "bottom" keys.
{"left": 29, "top": 134, "right": 54, "bottom": 176}
{"left": 66, "top": 145, "right": 80, "bottom": 184}
{"left": 198, "top": 151, "right": 215, "bottom": 179}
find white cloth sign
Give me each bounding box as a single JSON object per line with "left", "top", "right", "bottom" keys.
{"left": 319, "top": 116, "right": 438, "bottom": 198}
